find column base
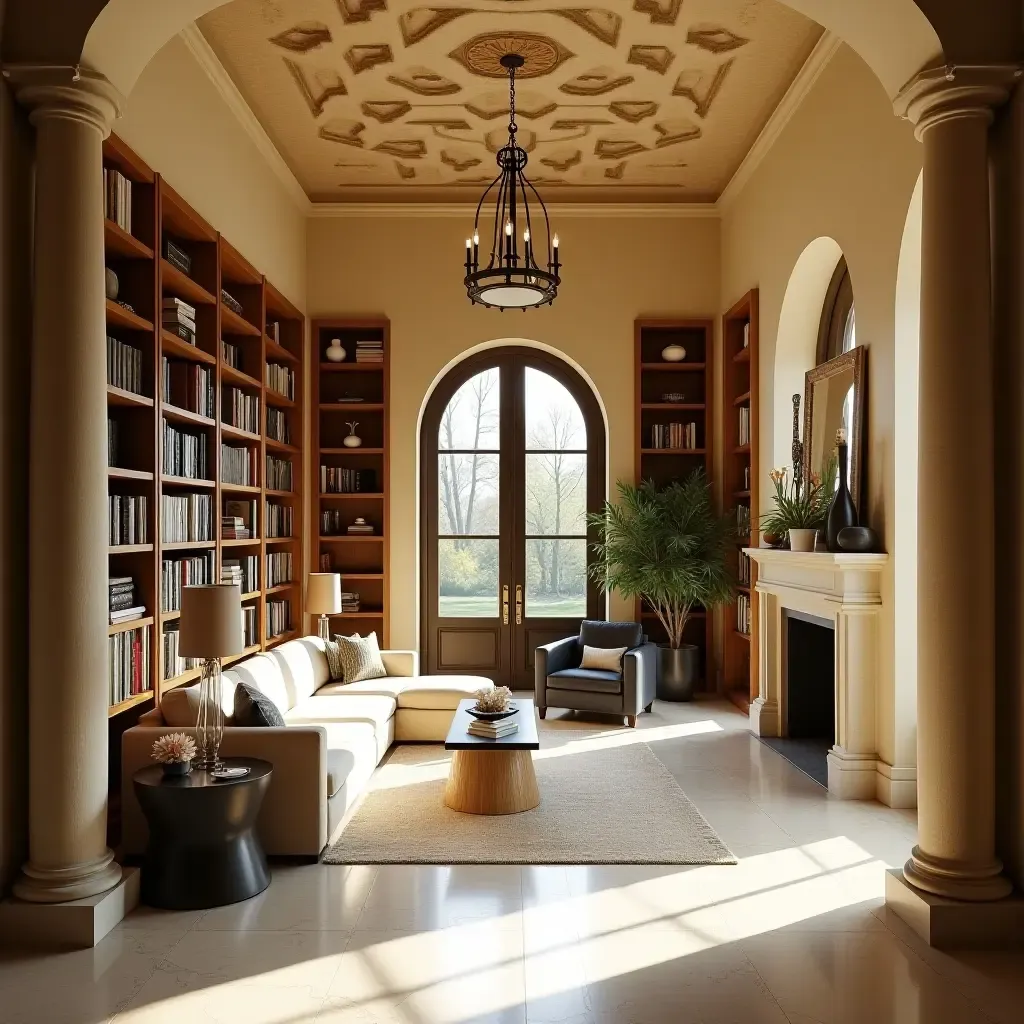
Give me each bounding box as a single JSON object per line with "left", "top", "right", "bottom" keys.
{"left": 827, "top": 747, "right": 877, "bottom": 800}
{"left": 13, "top": 848, "right": 122, "bottom": 903}
{"left": 885, "top": 868, "right": 1023, "bottom": 948}
{"left": 0, "top": 867, "right": 139, "bottom": 949}
{"left": 875, "top": 761, "right": 917, "bottom": 808}
{"left": 749, "top": 697, "right": 779, "bottom": 737}
{"left": 903, "top": 845, "right": 1012, "bottom": 902}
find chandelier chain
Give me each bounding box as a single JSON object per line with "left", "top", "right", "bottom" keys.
{"left": 508, "top": 65, "right": 517, "bottom": 139}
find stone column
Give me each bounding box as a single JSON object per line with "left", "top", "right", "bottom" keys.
{"left": 895, "top": 67, "right": 1016, "bottom": 902}
{"left": 11, "top": 69, "right": 124, "bottom": 903}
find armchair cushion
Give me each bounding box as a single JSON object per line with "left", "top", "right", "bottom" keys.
{"left": 548, "top": 667, "right": 623, "bottom": 694}
{"left": 579, "top": 620, "right": 643, "bottom": 650}
{"left": 580, "top": 644, "right": 627, "bottom": 672}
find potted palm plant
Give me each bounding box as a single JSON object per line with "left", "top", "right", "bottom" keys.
{"left": 760, "top": 461, "right": 836, "bottom": 551}
{"left": 588, "top": 471, "right": 734, "bottom": 701}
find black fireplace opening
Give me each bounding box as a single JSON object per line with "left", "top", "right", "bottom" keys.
{"left": 761, "top": 613, "right": 835, "bottom": 788}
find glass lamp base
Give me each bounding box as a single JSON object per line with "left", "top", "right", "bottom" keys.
{"left": 318, "top": 615, "right": 331, "bottom": 642}
{"left": 195, "top": 657, "right": 225, "bottom": 771}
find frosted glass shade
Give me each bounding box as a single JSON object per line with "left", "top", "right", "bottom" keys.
{"left": 179, "top": 584, "right": 244, "bottom": 658}
{"left": 307, "top": 572, "right": 342, "bottom": 615}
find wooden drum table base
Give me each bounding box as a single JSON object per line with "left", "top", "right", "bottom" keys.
{"left": 444, "top": 748, "right": 540, "bottom": 815}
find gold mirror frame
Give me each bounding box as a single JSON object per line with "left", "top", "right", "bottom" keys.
{"left": 802, "top": 345, "right": 866, "bottom": 515}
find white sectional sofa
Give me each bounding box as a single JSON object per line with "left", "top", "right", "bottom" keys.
{"left": 121, "top": 636, "right": 492, "bottom": 858}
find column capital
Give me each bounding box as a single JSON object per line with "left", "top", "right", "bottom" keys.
{"left": 894, "top": 64, "right": 1021, "bottom": 139}
{"left": 2, "top": 65, "right": 123, "bottom": 136}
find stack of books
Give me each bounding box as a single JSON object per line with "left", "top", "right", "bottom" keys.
{"left": 110, "top": 576, "right": 145, "bottom": 625}
{"left": 224, "top": 499, "right": 257, "bottom": 539}
{"left": 163, "top": 297, "right": 197, "bottom": 345}
{"left": 163, "top": 237, "right": 192, "bottom": 275}
{"left": 103, "top": 168, "right": 132, "bottom": 232}
{"left": 468, "top": 717, "right": 519, "bottom": 740}
{"left": 347, "top": 517, "right": 374, "bottom": 536}
{"left": 107, "top": 335, "right": 145, "bottom": 395}
{"left": 222, "top": 556, "right": 258, "bottom": 594}
{"left": 221, "top": 288, "right": 243, "bottom": 316}
{"left": 341, "top": 591, "right": 361, "bottom": 614}
{"left": 222, "top": 516, "right": 249, "bottom": 541}
{"left": 355, "top": 339, "right": 384, "bottom": 364}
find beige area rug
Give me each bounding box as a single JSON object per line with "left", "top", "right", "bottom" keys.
{"left": 324, "top": 730, "right": 736, "bottom": 866}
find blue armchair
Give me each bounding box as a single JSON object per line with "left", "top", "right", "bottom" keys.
{"left": 535, "top": 620, "right": 659, "bottom": 728}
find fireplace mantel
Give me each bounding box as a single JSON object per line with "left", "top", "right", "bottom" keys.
{"left": 743, "top": 548, "right": 911, "bottom": 806}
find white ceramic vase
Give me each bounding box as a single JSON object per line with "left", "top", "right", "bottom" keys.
{"left": 343, "top": 421, "right": 362, "bottom": 448}
{"left": 788, "top": 528, "right": 817, "bottom": 552}
{"left": 661, "top": 344, "right": 687, "bottom": 362}
{"left": 326, "top": 339, "right": 347, "bottom": 363}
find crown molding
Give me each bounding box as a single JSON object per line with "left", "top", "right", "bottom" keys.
{"left": 179, "top": 24, "right": 311, "bottom": 213}
{"left": 717, "top": 31, "right": 842, "bottom": 213}
{"left": 307, "top": 202, "right": 720, "bottom": 219}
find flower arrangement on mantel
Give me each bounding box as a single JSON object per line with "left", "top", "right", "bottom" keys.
{"left": 760, "top": 457, "right": 837, "bottom": 549}
{"left": 475, "top": 686, "right": 512, "bottom": 713}
{"left": 151, "top": 733, "right": 196, "bottom": 776}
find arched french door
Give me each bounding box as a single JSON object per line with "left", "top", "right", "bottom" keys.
{"left": 420, "top": 348, "right": 606, "bottom": 689}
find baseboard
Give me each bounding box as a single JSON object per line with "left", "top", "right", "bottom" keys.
{"left": 875, "top": 762, "right": 917, "bottom": 808}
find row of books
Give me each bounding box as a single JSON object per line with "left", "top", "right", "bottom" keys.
{"left": 341, "top": 591, "right": 361, "bottom": 613}
{"left": 267, "top": 408, "right": 290, "bottom": 445}
{"left": 110, "top": 576, "right": 145, "bottom": 625}
{"left": 649, "top": 422, "right": 699, "bottom": 450}
{"left": 162, "top": 626, "right": 201, "bottom": 680}
{"left": 109, "top": 495, "right": 148, "bottom": 546}
{"left": 108, "top": 335, "right": 145, "bottom": 396}
{"left": 161, "top": 492, "right": 213, "bottom": 543}
{"left": 108, "top": 417, "right": 120, "bottom": 468}
{"left": 161, "top": 552, "right": 216, "bottom": 613}
{"left": 162, "top": 358, "right": 215, "bottom": 418}
{"left": 320, "top": 509, "right": 371, "bottom": 536}
{"left": 222, "top": 340, "right": 241, "bottom": 370}
{"left": 320, "top": 466, "right": 376, "bottom": 494}
{"left": 223, "top": 555, "right": 259, "bottom": 593}
{"left": 103, "top": 167, "right": 132, "bottom": 233}
{"left": 163, "top": 297, "right": 196, "bottom": 346}
{"left": 222, "top": 443, "right": 258, "bottom": 487}
{"left": 267, "top": 551, "right": 293, "bottom": 588}
{"left": 737, "top": 550, "right": 752, "bottom": 587}
{"left": 267, "top": 455, "right": 293, "bottom": 492}
{"left": 163, "top": 421, "right": 209, "bottom": 479}
{"left": 355, "top": 339, "right": 384, "bottom": 364}
{"left": 266, "top": 502, "right": 293, "bottom": 539}
{"left": 224, "top": 386, "right": 260, "bottom": 434}
{"left": 266, "top": 362, "right": 295, "bottom": 399}
{"left": 736, "top": 592, "right": 752, "bottom": 635}
{"left": 736, "top": 504, "right": 751, "bottom": 538}
{"left": 242, "top": 604, "right": 258, "bottom": 647}
{"left": 109, "top": 626, "right": 149, "bottom": 706}
{"left": 223, "top": 498, "right": 257, "bottom": 539}
{"left": 267, "top": 599, "right": 291, "bottom": 638}
{"left": 737, "top": 405, "right": 751, "bottom": 448}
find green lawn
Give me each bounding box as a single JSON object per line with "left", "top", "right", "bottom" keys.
{"left": 439, "top": 595, "right": 587, "bottom": 618}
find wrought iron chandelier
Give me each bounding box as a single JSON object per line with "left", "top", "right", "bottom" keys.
{"left": 464, "top": 53, "right": 560, "bottom": 310}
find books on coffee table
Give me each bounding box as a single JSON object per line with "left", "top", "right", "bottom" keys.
{"left": 467, "top": 719, "right": 519, "bottom": 740}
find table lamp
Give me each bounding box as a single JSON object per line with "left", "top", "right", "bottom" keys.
{"left": 307, "top": 572, "right": 342, "bottom": 641}
{"left": 180, "top": 584, "right": 244, "bottom": 770}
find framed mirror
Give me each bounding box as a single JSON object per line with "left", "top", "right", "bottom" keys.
{"left": 802, "top": 346, "right": 866, "bottom": 515}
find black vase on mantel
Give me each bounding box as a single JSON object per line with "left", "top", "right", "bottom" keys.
{"left": 827, "top": 439, "right": 858, "bottom": 551}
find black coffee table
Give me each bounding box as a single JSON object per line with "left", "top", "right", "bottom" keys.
{"left": 133, "top": 756, "right": 272, "bottom": 910}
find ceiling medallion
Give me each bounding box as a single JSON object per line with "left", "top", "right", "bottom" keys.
{"left": 464, "top": 54, "right": 560, "bottom": 312}
{"left": 450, "top": 33, "right": 574, "bottom": 79}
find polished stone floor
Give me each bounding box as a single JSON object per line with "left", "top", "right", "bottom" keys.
{"left": 2, "top": 698, "right": 1022, "bottom": 1024}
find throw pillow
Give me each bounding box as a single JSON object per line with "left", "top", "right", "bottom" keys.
{"left": 335, "top": 631, "right": 387, "bottom": 683}
{"left": 160, "top": 684, "right": 201, "bottom": 727}
{"left": 580, "top": 644, "right": 627, "bottom": 672}
{"left": 233, "top": 679, "right": 286, "bottom": 727}
{"left": 325, "top": 633, "right": 360, "bottom": 681}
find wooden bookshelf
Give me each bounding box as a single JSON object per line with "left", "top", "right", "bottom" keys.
{"left": 634, "top": 318, "right": 715, "bottom": 692}
{"left": 311, "top": 319, "right": 390, "bottom": 644}
{"left": 722, "top": 290, "right": 760, "bottom": 712}
{"left": 103, "top": 134, "right": 306, "bottom": 716}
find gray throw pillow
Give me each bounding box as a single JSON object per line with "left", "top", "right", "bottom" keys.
{"left": 335, "top": 631, "right": 387, "bottom": 683}
{"left": 233, "top": 679, "right": 285, "bottom": 727}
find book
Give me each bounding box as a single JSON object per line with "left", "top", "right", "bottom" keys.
{"left": 162, "top": 237, "right": 192, "bottom": 275}
{"left": 468, "top": 720, "right": 519, "bottom": 739}
{"left": 110, "top": 605, "right": 146, "bottom": 624}
{"left": 221, "top": 288, "right": 243, "bottom": 316}
{"left": 163, "top": 321, "right": 196, "bottom": 346}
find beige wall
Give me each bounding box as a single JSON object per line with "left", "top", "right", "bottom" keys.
{"left": 307, "top": 213, "right": 720, "bottom": 650}
{"left": 720, "top": 44, "right": 922, "bottom": 781}
{"left": 115, "top": 33, "right": 306, "bottom": 313}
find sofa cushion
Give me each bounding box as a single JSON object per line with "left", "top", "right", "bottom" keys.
{"left": 262, "top": 637, "right": 330, "bottom": 705}
{"left": 233, "top": 679, "right": 286, "bottom": 727}
{"left": 394, "top": 675, "right": 493, "bottom": 710}
{"left": 315, "top": 677, "right": 407, "bottom": 699}
{"left": 579, "top": 620, "right": 642, "bottom": 651}
{"left": 548, "top": 667, "right": 623, "bottom": 694}
{"left": 285, "top": 694, "right": 397, "bottom": 731}
{"left": 318, "top": 722, "right": 381, "bottom": 799}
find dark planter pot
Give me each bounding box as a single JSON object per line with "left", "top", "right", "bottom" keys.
{"left": 657, "top": 645, "right": 700, "bottom": 702}
{"left": 162, "top": 760, "right": 192, "bottom": 778}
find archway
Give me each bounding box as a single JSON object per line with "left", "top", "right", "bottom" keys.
{"left": 419, "top": 345, "right": 606, "bottom": 689}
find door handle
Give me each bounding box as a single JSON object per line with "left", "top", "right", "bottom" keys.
{"left": 515, "top": 585, "right": 523, "bottom": 625}
{"left": 502, "top": 585, "right": 509, "bottom": 625}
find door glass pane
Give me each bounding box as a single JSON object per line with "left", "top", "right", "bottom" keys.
{"left": 438, "top": 368, "right": 500, "bottom": 450}
{"left": 525, "top": 368, "right": 586, "bottom": 451}
{"left": 438, "top": 454, "right": 499, "bottom": 535}
{"left": 525, "top": 538, "right": 587, "bottom": 617}
{"left": 438, "top": 538, "right": 499, "bottom": 617}
{"left": 525, "top": 453, "right": 586, "bottom": 536}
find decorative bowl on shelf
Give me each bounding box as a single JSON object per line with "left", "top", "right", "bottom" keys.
{"left": 467, "top": 702, "right": 519, "bottom": 722}
{"left": 837, "top": 526, "right": 878, "bottom": 553}
{"left": 661, "top": 344, "right": 687, "bottom": 362}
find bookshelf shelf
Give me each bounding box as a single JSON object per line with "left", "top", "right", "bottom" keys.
{"left": 220, "top": 482, "right": 261, "bottom": 494}
{"left": 319, "top": 535, "right": 384, "bottom": 543}
{"left": 106, "top": 299, "right": 153, "bottom": 333}
{"left": 161, "top": 474, "right": 215, "bottom": 488}
{"left": 221, "top": 537, "right": 260, "bottom": 547}
{"left": 107, "top": 386, "right": 153, "bottom": 409}
{"left": 265, "top": 439, "right": 298, "bottom": 455}
{"left": 221, "top": 302, "right": 261, "bottom": 338}
{"left": 221, "top": 364, "right": 261, "bottom": 390}
{"left": 321, "top": 447, "right": 385, "bottom": 456}
{"left": 340, "top": 572, "right": 384, "bottom": 580}
{"left": 722, "top": 289, "right": 759, "bottom": 711}
{"left": 332, "top": 610, "right": 384, "bottom": 619}
{"left": 265, "top": 489, "right": 295, "bottom": 497}
{"left": 109, "top": 616, "right": 154, "bottom": 636}
{"left": 161, "top": 329, "right": 216, "bottom": 365}
{"left": 265, "top": 582, "right": 297, "bottom": 594}
{"left": 162, "top": 541, "right": 216, "bottom": 551}
{"left": 264, "top": 337, "right": 298, "bottom": 364}
{"left": 105, "top": 219, "right": 153, "bottom": 260}
{"left": 161, "top": 405, "right": 215, "bottom": 429}
{"left": 264, "top": 390, "right": 295, "bottom": 409}
{"left": 163, "top": 665, "right": 204, "bottom": 689}
{"left": 109, "top": 544, "right": 154, "bottom": 554}
{"left": 220, "top": 422, "right": 261, "bottom": 443}
{"left": 636, "top": 318, "right": 715, "bottom": 692}
{"left": 319, "top": 492, "right": 385, "bottom": 500}
{"left": 160, "top": 259, "right": 215, "bottom": 306}
{"left": 265, "top": 536, "right": 296, "bottom": 545}
{"left": 108, "top": 690, "right": 154, "bottom": 717}
{"left": 320, "top": 402, "right": 385, "bottom": 412}
{"left": 266, "top": 630, "right": 299, "bottom": 648}
{"left": 319, "top": 362, "right": 385, "bottom": 372}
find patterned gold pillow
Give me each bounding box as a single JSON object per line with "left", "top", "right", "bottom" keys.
{"left": 335, "top": 631, "right": 387, "bottom": 683}
{"left": 325, "top": 633, "right": 359, "bottom": 681}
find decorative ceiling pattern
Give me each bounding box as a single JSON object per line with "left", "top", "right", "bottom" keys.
{"left": 198, "top": 0, "right": 822, "bottom": 201}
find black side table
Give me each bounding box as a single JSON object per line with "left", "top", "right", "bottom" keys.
{"left": 133, "top": 756, "right": 272, "bottom": 910}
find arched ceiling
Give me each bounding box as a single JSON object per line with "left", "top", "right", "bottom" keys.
{"left": 195, "top": 0, "right": 823, "bottom": 202}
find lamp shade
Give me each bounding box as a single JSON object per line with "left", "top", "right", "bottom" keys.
{"left": 306, "top": 573, "right": 342, "bottom": 615}
{"left": 179, "top": 584, "right": 244, "bottom": 658}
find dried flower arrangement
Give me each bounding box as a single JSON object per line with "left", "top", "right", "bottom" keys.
{"left": 151, "top": 732, "right": 197, "bottom": 765}
{"left": 474, "top": 686, "right": 512, "bottom": 713}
